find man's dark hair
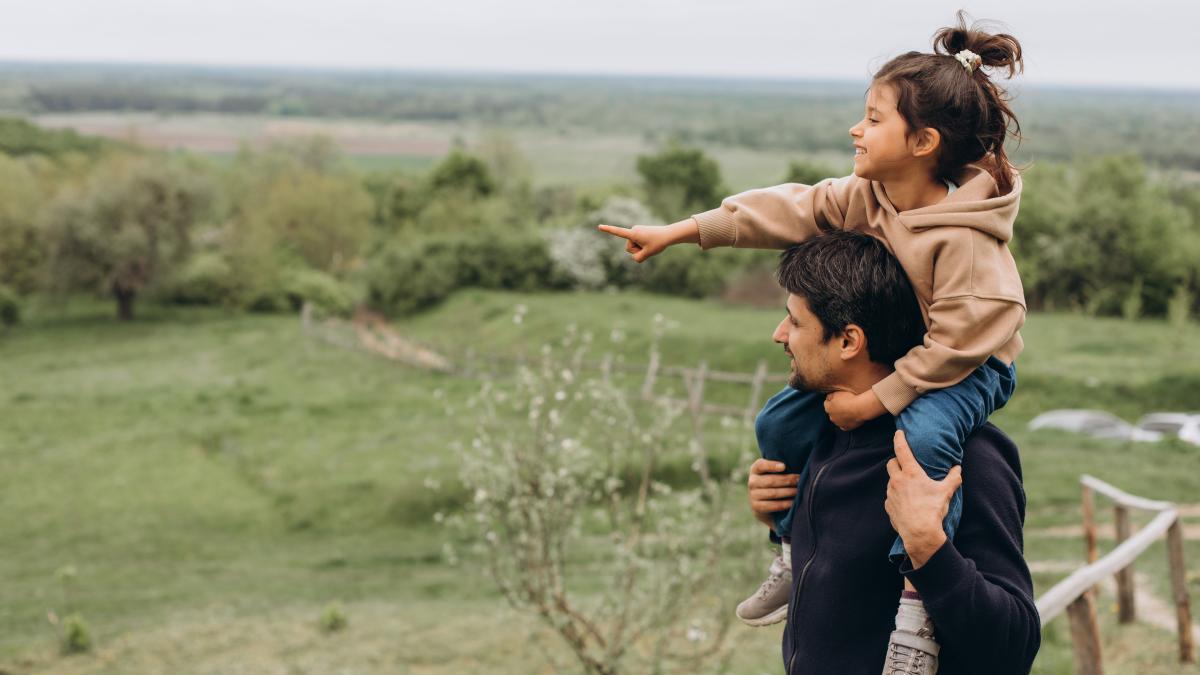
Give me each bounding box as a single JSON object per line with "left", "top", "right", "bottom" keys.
{"left": 777, "top": 231, "right": 926, "bottom": 365}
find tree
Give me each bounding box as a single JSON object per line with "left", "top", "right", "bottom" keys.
{"left": 782, "top": 159, "right": 841, "bottom": 185}
{"left": 476, "top": 130, "right": 532, "bottom": 195}
{"left": 635, "top": 143, "right": 725, "bottom": 221}
{"left": 429, "top": 149, "right": 496, "bottom": 198}
{"left": 0, "top": 154, "right": 47, "bottom": 294}
{"left": 239, "top": 171, "right": 372, "bottom": 275}
{"left": 449, "top": 325, "right": 748, "bottom": 674}
{"left": 1012, "top": 156, "right": 1200, "bottom": 316}
{"left": 44, "top": 155, "right": 212, "bottom": 320}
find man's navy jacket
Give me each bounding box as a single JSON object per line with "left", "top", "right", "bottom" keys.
{"left": 782, "top": 416, "right": 1040, "bottom": 674}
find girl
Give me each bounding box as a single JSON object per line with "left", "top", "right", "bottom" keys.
{"left": 600, "top": 14, "right": 1026, "bottom": 674}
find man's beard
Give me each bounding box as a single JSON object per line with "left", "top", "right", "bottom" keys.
{"left": 787, "top": 357, "right": 833, "bottom": 393}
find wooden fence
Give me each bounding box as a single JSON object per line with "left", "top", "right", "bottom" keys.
{"left": 1035, "top": 475, "right": 1195, "bottom": 675}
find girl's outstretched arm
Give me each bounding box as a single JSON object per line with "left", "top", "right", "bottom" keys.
{"left": 599, "top": 175, "right": 860, "bottom": 261}
{"left": 596, "top": 219, "right": 698, "bottom": 263}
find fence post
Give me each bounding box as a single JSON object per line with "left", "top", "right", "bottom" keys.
{"left": 744, "top": 360, "right": 769, "bottom": 426}
{"left": 1113, "top": 504, "right": 1136, "bottom": 623}
{"left": 684, "top": 361, "right": 712, "bottom": 487}
{"left": 1082, "top": 484, "right": 1098, "bottom": 565}
{"left": 600, "top": 353, "right": 613, "bottom": 386}
{"left": 1166, "top": 518, "right": 1196, "bottom": 663}
{"left": 1066, "top": 592, "right": 1105, "bottom": 675}
{"left": 640, "top": 349, "right": 660, "bottom": 401}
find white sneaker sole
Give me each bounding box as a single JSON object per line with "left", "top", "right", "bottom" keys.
{"left": 736, "top": 602, "right": 788, "bottom": 627}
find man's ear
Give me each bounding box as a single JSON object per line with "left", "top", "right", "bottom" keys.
{"left": 911, "top": 127, "right": 941, "bottom": 159}
{"left": 839, "top": 324, "right": 868, "bottom": 361}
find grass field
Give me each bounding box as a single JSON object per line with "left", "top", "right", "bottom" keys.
{"left": 31, "top": 112, "right": 848, "bottom": 191}
{"left": 2, "top": 290, "right": 1199, "bottom": 674}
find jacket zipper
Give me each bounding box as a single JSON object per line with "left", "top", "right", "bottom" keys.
{"left": 786, "top": 432, "right": 851, "bottom": 675}
{"left": 786, "top": 461, "right": 825, "bottom": 675}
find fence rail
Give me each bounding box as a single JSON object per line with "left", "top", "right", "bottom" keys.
{"left": 1035, "top": 474, "right": 1194, "bottom": 675}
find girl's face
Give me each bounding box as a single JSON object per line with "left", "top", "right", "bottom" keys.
{"left": 848, "top": 83, "right": 921, "bottom": 182}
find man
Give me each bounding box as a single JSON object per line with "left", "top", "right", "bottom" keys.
{"left": 747, "top": 231, "right": 1040, "bottom": 674}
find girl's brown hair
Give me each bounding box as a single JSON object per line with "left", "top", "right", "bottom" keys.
{"left": 873, "top": 11, "right": 1024, "bottom": 194}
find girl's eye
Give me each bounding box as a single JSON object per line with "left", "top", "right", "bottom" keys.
{"left": 868, "top": 118, "right": 879, "bottom": 123}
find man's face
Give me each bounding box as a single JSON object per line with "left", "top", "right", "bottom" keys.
{"left": 773, "top": 293, "right": 840, "bottom": 392}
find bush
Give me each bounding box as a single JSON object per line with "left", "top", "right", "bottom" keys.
{"left": 639, "top": 245, "right": 735, "bottom": 298}
{"left": 636, "top": 142, "right": 726, "bottom": 221}
{"left": 318, "top": 602, "right": 348, "bottom": 634}
{"left": 162, "top": 253, "right": 241, "bottom": 307}
{"left": 283, "top": 268, "right": 358, "bottom": 315}
{"left": 60, "top": 614, "right": 92, "bottom": 654}
{"left": 445, "top": 230, "right": 564, "bottom": 292}
{"left": 0, "top": 284, "right": 20, "bottom": 328}
{"left": 366, "top": 229, "right": 568, "bottom": 316}
{"left": 365, "top": 240, "right": 457, "bottom": 316}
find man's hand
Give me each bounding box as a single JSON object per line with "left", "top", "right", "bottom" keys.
{"left": 884, "top": 430, "right": 962, "bottom": 568}
{"left": 597, "top": 219, "right": 698, "bottom": 263}
{"left": 747, "top": 459, "right": 800, "bottom": 529}
{"left": 823, "top": 390, "right": 888, "bottom": 431}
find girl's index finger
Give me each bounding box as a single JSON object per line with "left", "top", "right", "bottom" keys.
{"left": 597, "top": 224, "right": 634, "bottom": 241}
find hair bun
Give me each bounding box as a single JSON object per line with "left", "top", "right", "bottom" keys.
{"left": 933, "top": 10, "right": 1024, "bottom": 79}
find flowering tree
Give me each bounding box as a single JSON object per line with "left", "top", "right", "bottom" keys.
{"left": 450, "top": 323, "right": 751, "bottom": 674}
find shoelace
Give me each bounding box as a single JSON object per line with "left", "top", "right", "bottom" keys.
{"left": 884, "top": 643, "right": 926, "bottom": 674}
{"left": 756, "top": 558, "right": 790, "bottom": 598}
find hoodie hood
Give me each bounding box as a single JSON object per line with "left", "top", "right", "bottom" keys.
{"left": 873, "top": 165, "right": 1021, "bottom": 243}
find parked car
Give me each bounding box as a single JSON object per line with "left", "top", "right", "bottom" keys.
{"left": 1135, "top": 413, "right": 1200, "bottom": 446}
{"left": 1028, "top": 409, "right": 1164, "bottom": 442}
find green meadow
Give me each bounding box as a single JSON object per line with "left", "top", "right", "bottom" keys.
{"left": 3, "top": 290, "right": 1200, "bottom": 673}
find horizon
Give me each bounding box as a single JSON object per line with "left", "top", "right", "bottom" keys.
{"left": 4, "top": 58, "right": 1200, "bottom": 97}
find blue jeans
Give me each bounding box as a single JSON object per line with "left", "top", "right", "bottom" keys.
{"left": 755, "top": 357, "right": 1017, "bottom": 562}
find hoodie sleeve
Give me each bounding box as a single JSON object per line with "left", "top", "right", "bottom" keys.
{"left": 690, "top": 176, "right": 860, "bottom": 250}
{"left": 900, "top": 428, "right": 1041, "bottom": 674}
{"left": 872, "top": 229, "right": 1026, "bottom": 415}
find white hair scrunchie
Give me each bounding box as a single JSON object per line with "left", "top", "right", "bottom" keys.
{"left": 954, "top": 49, "right": 982, "bottom": 74}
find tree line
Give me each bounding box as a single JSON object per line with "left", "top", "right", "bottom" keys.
{"left": 0, "top": 118, "right": 1197, "bottom": 329}
{"left": 6, "top": 64, "right": 1200, "bottom": 171}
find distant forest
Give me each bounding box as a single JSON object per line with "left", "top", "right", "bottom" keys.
{"left": 2, "top": 62, "right": 1199, "bottom": 171}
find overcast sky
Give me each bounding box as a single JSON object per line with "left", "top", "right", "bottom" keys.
{"left": 1, "top": 0, "right": 1197, "bottom": 90}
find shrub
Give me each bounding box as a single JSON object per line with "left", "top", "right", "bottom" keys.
{"left": 447, "top": 326, "right": 750, "bottom": 674}
{"left": 1168, "top": 282, "right": 1194, "bottom": 327}
{"left": 283, "top": 268, "right": 358, "bottom": 316}
{"left": 318, "top": 602, "right": 348, "bottom": 634}
{"left": 640, "top": 245, "right": 739, "bottom": 298}
{"left": 636, "top": 142, "right": 726, "bottom": 221}
{"left": 162, "top": 253, "right": 241, "bottom": 307}
{"left": 457, "top": 230, "right": 566, "bottom": 292}
{"left": 366, "top": 229, "right": 568, "bottom": 316}
{"left": 61, "top": 614, "right": 93, "bottom": 654}
{"left": 545, "top": 227, "right": 612, "bottom": 289}
{"left": 0, "top": 284, "right": 20, "bottom": 328}
{"left": 365, "top": 239, "right": 457, "bottom": 316}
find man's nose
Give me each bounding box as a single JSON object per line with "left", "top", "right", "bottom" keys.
{"left": 773, "top": 319, "right": 788, "bottom": 343}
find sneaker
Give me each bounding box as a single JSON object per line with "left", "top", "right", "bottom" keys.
{"left": 882, "top": 598, "right": 940, "bottom": 675}
{"left": 735, "top": 552, "right": 791, "bottom": 627}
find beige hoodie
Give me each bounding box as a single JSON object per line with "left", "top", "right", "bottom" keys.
{"left": 691, "top": 164, "right": 1026, "bottom": 415}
